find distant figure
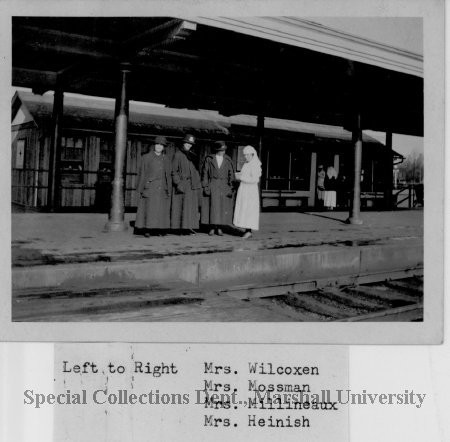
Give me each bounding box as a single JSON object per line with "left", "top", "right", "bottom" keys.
{"left": 414, "top": 182, "right": 424, "bottom": 207}
{"left": 323, "top": 166, "right": 338, "bottom": 210}
{"left": 201, "top": 140, "right": 235, "bottom": 236}
{"left": 233, "top": 145, "right": 262, "bottom": 239}
{"left": 135, "top": 136, "right": 172, "bottom": 237}
{"left": 337, "top": 174, "right": 349, "bottom": 208}
{"left": 316, "top": 164, "right": 326, "bottom": 207}
{"left": 393, "top": 166, "right": 399, "bottom": 189}
{"left": 170, "top": 134, "right": 201, "bottom": 234}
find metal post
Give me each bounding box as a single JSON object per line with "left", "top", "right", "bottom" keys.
{"left": 47, "top": 86, "right": 64, "bottom": 210}
{"left": 347, "top": 112, "right": 363, "bottom": 225}
{"left": 384, "top": 131, "right": 393, "bottom": 209}
{"left": 256, "top": 115, "right": 264, "bottom": 160}
{"left": 308, "top": 152, "right": 317, "bottom": 207}
{"left": 256, "top": 114, "right": 264, "bottom": 203}
{"left": 104, "top": 64, "right": 131, "bottom": 232}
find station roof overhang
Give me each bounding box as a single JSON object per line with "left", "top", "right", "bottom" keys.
{"left": 12, "top": 89, "right": 387, "bottom": 147}
{"left": 12, "top": 16, "right": 423, "bottom": 137}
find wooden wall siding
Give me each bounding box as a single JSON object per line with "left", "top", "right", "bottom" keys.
{"left": 59, "top": 134, "right": 105, "bottom": 207}
{"left": 126, "top": 140, "right": 138, "bottom": 207}
{"left": 12, "top": 170, "right": 40, "bottom": 206}
{"left": 11, "top": 126, "right": 42, "bottom": 206}
{"left": 86, "top": 136, "right": 100, "bottom": 206}
{"left": 60, "top": 181, "right": 100, "bottom": 207}
{"left": 61, "top": 187, "right": 85, "bottom": 207}
{"left": 14, "top": 125, "right": 383, "bottom": 210}
{"left": 40, "top": 134, "right": 50, "bottom": 185}
{"left": 36, "top": 134, "right": 49, "bottom": 206}
{"left": 13, "top": 127, "right": 248, "bottom": 209}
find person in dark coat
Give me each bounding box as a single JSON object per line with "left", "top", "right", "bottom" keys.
{"left": 170, "top": 134, "right": 202, "bottom": 234}
{"left": 200, "top": 140, "right": 235, "bottom": 235}
{"left": 135, "top": 136, "right": 172, "bottom": 237}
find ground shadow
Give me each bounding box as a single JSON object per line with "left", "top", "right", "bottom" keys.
{"left": 302, "top": 211, "right": 350, "bottom": 225}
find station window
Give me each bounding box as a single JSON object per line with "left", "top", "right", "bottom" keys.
{"left": 60, "top": 136, "right": 85, "bottom": 184}
{"left": 361, "top": 157, "right": 374, "bottom": 192}
{"left": 290, "top": 149, "right": 311, "bottom": 191}
{"left": 98, "top": 138, "right": 114, "bottom": 182}
{"left": 266, "top": 143, "right": 311, "bottom": 191}
{"left": 267, "top": 148, "right": 289, "bottom": 190}
{"left": 100, "top": 138, "right": 114, "bottom": 164}
{"left": 372, "top": 159, "right": 386, "bottom": 192}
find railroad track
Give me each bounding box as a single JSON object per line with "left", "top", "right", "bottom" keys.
{"left": 266, "top": 276, "right": 423, "bottom": 322}
{"left": 13, "top": 270, "right": 423, "bottom": 322}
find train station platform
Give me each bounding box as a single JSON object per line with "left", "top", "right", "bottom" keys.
{"left": 12, "top": 210, "right": 423, "bottom": 293}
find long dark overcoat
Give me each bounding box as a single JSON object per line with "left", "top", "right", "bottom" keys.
{"left": 135, "top": 151, "right": 172, "bottom": 229}
{"left": 170, "top": 149, "right": 201, "bottom": 229}
{"left": 200, "top": 154, "right": 235, "bottom": 225}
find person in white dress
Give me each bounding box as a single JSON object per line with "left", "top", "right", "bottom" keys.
{"left": 233, "top": 145, "right": 262, "bottom": 239}
{"left": 323, "top": 166, "right": 338, "bottom": 210}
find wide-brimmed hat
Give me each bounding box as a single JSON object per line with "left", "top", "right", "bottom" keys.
{"left": 154, "top": 136, "right": 167, "bottom": 146}
{"left": 182, "top": 134, "right": 195, "bottom": 145}
{"left": 213, "top": 140, "right": 227, "bottom": 151}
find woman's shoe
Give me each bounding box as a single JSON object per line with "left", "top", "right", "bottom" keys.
{"left": 242, "top": 231, "right": 252, "bottom": 239}
{"left": 216, "top": 228, "right": 224, "bottom": 236}
{"left": 208, "top": 229, "right": 215, "bottom": 236}
{"left": 144, "top": 232, "right": 151, "bottom": 238}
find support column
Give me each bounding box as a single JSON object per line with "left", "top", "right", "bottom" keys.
{"left": 384, "top": 131, "right": 393, "bottom": 209}
{"left": 346, "top": 112, "right": 363, "bottom": 225}
{"left": 47, "top": 86, "right": 64, "bottom": 210}
{"left": 333, "top": 154, "right": 340, "bottom": 176}
{"left": 104, "top": 64, "right": 131, "bottom": 232}
{"left": 256, "top": 114, "right": 265, "bottom": 203}
{"left": 256, "top": 114, "right": 264, "bottom": 160}
{"left": 308, "top": 152, "right": 317, "bottom": 207}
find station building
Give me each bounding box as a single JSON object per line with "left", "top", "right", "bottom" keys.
{"left": 12, "top": 90, "right": 401, "bottom": 211}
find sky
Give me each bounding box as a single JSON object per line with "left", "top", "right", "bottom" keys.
{"left": 313, "top": 17, "right": 424, "bottom": 158}
{"left": 312, "top": 18, "right": 423, "bottom": 55}
{"left": 364, "top": 130, "right": 423, "bottom": 158}
{"left": 12, "top": 17, "right": 424, "bottom": 159}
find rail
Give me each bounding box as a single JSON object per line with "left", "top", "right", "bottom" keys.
{"left": 393, "top": 183, "right": 423, "bottom": 209}
{"left": 13, "top": 268, "right": 423, "bottom": 322}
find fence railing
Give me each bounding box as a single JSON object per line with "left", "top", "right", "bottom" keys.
{"left": 393, "top": 184, "right": 423, "bottom": 209}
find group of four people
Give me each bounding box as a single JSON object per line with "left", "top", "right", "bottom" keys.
{"left": 135, "top": 134, "right": 261, "bottom": 239}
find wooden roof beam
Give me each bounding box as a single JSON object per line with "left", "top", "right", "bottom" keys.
{"left": 13, "top": 25, "right": 118, "bottom": 60}
{"left": 150, "top": 49, "right": 264, "bottom": 75}
{"left": 12, "top": 67, "right": 57, "bottom": 90}
{"left": 124, "top": 19, "right": 197, "bottom": 58}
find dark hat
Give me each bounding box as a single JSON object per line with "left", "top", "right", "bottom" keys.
{"left": 154, "top": 136, "right": 167, "bottom": 146}
{"left": 213, "top": 140, "right": 227, "bottom": 151}
{"left": 182, "top": 134, "right": 195, "bottom": 145}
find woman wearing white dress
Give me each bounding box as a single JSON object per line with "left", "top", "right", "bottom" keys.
{"left": 323, "top": 166, "right": 338, "bottom": 210}
{"left": 233, "top": 145, "right": 262, "bottom": 239}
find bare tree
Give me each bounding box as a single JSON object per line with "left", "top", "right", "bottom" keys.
{"left": 397, "top": 151, "right": 423, "bottom": 184}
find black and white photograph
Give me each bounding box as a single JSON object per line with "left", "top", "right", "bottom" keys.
{"left": 0, "top": 1, "right": 449, "bottom": 441}
{"left": 4, "top": 5, "right": 444, "bottom": 343}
